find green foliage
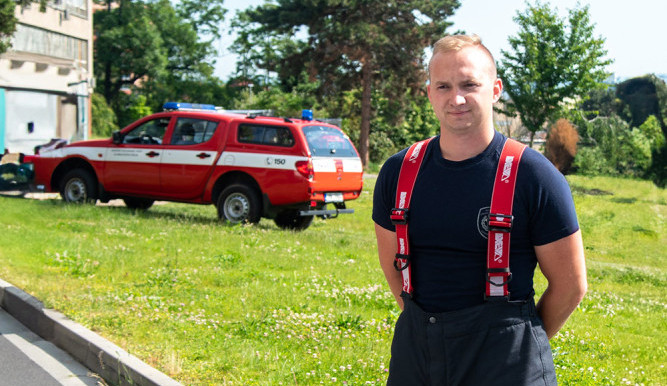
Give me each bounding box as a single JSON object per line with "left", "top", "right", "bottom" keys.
{"left": 173, "top": 0, "right": 226, "bottom": 42}
{"left": 339, "top": 88, "right": 438, "bottom": 164}
{"left": 116, "top": 94, "right": 153, "bottom": 128}
{"left": 615, "top": 75, "right": 667, "bottom": 132}
{"left": 1, "top": 0, "right": 48, "bottom": 54}
{"left": 638, "top": 115, "right": 666, "bottom": 152}
{"left": 94, "top": 0, "right": 227, "bottom": 122}
{"left": 648, "top": 144, "right": 667, "bottom": 188}
{"left": 498, "top": 1, "right": 612, "bottom": 146}
{"left": 574, "top": 115, "right": 665, "bottom": 178}
{"left": 91, "top": 93, "right": 118, "bottom": 138}
{"left": 0, "top": 0, "right": 17, "bottom": 54}
{"left": 231, "top": 78, "right": 326, "bottom": 118}
{"left": 580, "top": 87, "right": 624, "bottom": 121}
{"left": 94, "top": 2, "right": 167, "bottom": 104}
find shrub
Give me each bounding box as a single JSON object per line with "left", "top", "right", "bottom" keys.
{"left": 618, "top": 128, "right": 652, "bottom": 176}
{"left": 91, "top": 93, "right": 119, "bottom": 138}
{"left": 574, "top": 115, "right": 628, "bottom": 176}
{"left": 545, "top": 119, "right": 579, "bottom": 174}
{"left": 116, "top": 94, "right": 153, "bottom": 128}
{"left": 573, "top": 115, "right": 662, "bottom": 178}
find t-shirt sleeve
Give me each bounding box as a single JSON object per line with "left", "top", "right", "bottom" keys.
{"left": 520, "top": 148, "right": 580, "bottom": 246}
{"left": 372, "top": 152, "right": 404, "bottom": 232}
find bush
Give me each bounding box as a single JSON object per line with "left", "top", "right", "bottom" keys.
{"left": 116, "top": 93, "right": 153, "bottom": 128}
{"left": 619, "top": 128, "right": 652, "bottom": 176}
{"left": 573, "top": 115, "right": 663, "bottom": 178}
{"left": 574, "top": 115, "right": 629, "bottom": 176}
{"left": 545, "top": 119, "right": 578, "bottom": 174}
{"left": 91, "top": 93, "right": 118, "bottom": 138}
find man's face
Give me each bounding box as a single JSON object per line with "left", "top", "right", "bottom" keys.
{"left": 427, "top": 46, "right": 502, "bottom": 135}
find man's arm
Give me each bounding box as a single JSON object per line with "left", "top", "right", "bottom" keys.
{"left": 375, "top": 223, "right": 405, "bottom": 310}
{"left": 534, "top": 229, "right": 587, "bottom": 339}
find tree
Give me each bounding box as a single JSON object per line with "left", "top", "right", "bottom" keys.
{"left": 94, "top": 0, "right": 228, "bottom": 123}
{"left": 233, "top": 0, "right": 460, "bottom": 167}
{"left": 580, "top": 87, "right": 623, "bottom": 120}
{"left": 0, "top": 0, "right": 47, "bottom": 54}
{"left": 94, "top": 1, "right": 167, "bottom": 106}
{"left": 0, "top": 0, "right": 16, "bottom": 54}
{"left": 616, "top": 75, "right": 667, "bottom": 134}
{"left": 498, "top": 1, "right": 612, "bottom": 146}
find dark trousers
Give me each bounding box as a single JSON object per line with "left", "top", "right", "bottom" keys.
{"left": 387, "top": 295, "right": 557, "bottom": 386}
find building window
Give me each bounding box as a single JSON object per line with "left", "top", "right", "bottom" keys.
{"left": 51, "top": 0, "right": 88, "bottom": 19}
{"left": 11, "top": 23, "right": 88, "bottom": 64}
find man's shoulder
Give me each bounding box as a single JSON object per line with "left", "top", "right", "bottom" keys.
{"left": 378, "top": 138, "right": 436, "bottom": 178}
{"left": 519, "top": 146, "right": 561, "bottom": 176}
{"left": 516, "top": 146, "right": 572, "bottom": 196}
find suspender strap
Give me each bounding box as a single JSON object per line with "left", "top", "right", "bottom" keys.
{"left": 486, "top": 138, "right": 527, "bottom": 299}
{"left": 392, "top": 137, "right": 434, "bottom": 295}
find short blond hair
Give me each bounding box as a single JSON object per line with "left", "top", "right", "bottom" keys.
{"left": 428, "top": 34, "right": 497, "bottom": 78}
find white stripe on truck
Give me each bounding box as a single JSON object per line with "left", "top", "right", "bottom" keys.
{"left": 39, "top": 147, "right": 362, "bottom": 172}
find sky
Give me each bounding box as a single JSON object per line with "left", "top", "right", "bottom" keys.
{"left": 213, "top": 0, "right": 666, "bottom": 81}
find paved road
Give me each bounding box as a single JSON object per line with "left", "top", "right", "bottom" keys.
{"left": 0, "top": 309, "right": 101, "bottom": 386}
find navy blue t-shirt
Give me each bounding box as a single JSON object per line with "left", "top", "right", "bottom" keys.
{"left": 372, "top": 131, "right": 579, "bottom": 312}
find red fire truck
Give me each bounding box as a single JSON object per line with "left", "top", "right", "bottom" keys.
{"left": 26, "top": 103, "right": 364, "bottom": 230}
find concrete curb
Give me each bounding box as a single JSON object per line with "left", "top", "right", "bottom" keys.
{"left": 0, "top": 278, "right": 182, "bottom": 386}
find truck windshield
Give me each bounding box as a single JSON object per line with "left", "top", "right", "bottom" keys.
{"left": 302, "top": 126, "right": 357, "bottom": 157}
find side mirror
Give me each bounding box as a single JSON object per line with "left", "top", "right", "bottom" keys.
{"left": 112, "top": 131, "right": 123, "bottom": 144}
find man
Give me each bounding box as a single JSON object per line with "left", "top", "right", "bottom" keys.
{"left": 174, "top": 123, "right": 196, "bottom": 145}
{"left": 372, "top": 34, "right": 587, "bottom": 385}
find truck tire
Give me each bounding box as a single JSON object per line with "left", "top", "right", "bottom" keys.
{"left": 274, "top": 210, "right": 314, "bottom": 231}
{"left": 60, "top": 169, "right": 97, "bottom": 204}
{"left": 217, "top": 184, "right": 261, "bottom": 224}
{"left": 123, "top": 197, "right": 154, "bottom": 210}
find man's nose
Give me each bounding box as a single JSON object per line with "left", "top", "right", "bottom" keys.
{"left": 451, "top": 93, "right": 466, "bottom": 106}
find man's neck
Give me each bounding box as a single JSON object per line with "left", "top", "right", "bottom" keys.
{"left": 438, "top": 127, "right": 495, "bottom": 161}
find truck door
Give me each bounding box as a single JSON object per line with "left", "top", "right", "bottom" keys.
{"left": 104, "top": 117, "right": 170, "bottom": 194}
{"left": 160, "top": 117, "right": 222, "bottom": 199}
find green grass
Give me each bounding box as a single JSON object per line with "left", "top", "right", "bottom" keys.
{"left": 0, "top": 175, "right": 664, "bottom": 385}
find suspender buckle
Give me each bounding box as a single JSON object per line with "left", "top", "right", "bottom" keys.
{"left": 394, "top": 253, "right": 410, "bottom": 271}
{"left": 486, "top": 268, "right": 512, "bottom": 286}
{"left": 488, "top": 213, "right": 513, "bottom": 232}
{"left": 390, "top": 208, "right": 409, "bottom": 225}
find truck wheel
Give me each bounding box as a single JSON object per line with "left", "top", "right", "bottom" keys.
{"left": 60, "top": 169, "right": 97, "bottom": 204}
{"left": 123, "top": 197, "right": 154, "bottom": 210}
{"left": 217, "top": 184, "right": 261, "bottom": 224}
{"left": 274, "top": 210, "right": 314, "bottom": 231}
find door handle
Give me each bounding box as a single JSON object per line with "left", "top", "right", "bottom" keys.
{"left": 146, "top": 151, "right": 160, "bottom": 157}
{"left": 196, "top": 153, "right": 212, "bottom": 159}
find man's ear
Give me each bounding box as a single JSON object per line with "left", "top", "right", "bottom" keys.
{"left": 493, "top": 78, "right": 503, "bottom": 103}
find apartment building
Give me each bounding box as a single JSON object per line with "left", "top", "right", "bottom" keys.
{"left": 0, "top": 0, "right": 93, "bottom": 155}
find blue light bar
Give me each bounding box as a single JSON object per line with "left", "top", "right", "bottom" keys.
{"left": 301, "top": 109, "right": 313, "bottom": 121}
{"left": 163, "top": 102, "right": 217, "bottom": 111}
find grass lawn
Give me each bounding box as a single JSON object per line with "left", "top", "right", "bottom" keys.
{"left": 0, "top": 174, "right": 664, "bottom": 385}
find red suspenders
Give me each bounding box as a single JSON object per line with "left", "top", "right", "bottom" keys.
{"left": 390, "top": 137, "right": 434, "bottom": 295}
{"left": 391, "top": 137, "right": 527, "bottom": 299}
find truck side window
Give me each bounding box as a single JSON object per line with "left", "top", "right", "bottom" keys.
{"left": 123, "top": 118, "right": 170, "bottom": 145}
{"left": 171, "top": 118, "right": 218, "bottom": 145}
{"left": 238, "top": 124, "right": 294, "bottom": 147}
